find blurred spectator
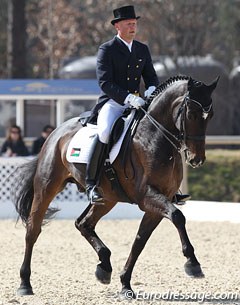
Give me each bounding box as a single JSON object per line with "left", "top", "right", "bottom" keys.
{"left": 31, "top": 124, "right": 55, "bottom": 155}
{"left": 1, "top": 125, "right": 29, "bottom": 157}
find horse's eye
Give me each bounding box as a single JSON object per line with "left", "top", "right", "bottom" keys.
{"left": 187, "top": 111, "right": 197, "bottom": 120}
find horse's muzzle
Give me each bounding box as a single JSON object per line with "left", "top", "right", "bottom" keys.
{"left": 185, "top": 150, "right": 206, "bottom": 168}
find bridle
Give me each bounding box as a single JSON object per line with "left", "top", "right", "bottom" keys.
{"left": 141, "top": 93, "right": 213, "bottom": 154}
{"left": 176, "top": 94, "right": 212, "bottom": 143}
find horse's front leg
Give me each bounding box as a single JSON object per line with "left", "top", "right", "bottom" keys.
{"left": 120, "top": 212, "right": 163, "bottom": 297}
{"left": 75, "top": 201, "right": 117, "bottom": 284}
{"left": 171, "top": 208, "right": 204, "bottom": 277}
{"left": 143, "top": 185, "right": 204, "bottom": 278}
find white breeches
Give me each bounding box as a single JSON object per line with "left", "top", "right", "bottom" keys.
{"left": 97, "top": 99, "right": 129, "bottom": 144}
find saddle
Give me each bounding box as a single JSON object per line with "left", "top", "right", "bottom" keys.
{"left": 78, "top": 105, "right": 145, "bottom": 203}
{"left": 79, "top": 101, "right": 105, "bottom": 127}
{"left": 79, "top": 106, "right": 132, "bottom": 148}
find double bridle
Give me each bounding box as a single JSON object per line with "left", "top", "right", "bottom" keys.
{"left": 141, "top": 93, "right": 213, "bottom": 153}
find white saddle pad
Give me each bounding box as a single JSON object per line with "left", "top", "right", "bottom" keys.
{"left": 66, "top": 109, "right": 136, "bottom": 164}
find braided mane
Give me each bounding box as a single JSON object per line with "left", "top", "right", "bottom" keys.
{"left": 147, "top": 75, "right": 190, "bottom": 103}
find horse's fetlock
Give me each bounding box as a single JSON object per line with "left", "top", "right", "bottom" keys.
{"left": 98, "top": 248, "right": 112, "bottom": 273}
{"left": 98, "top": 247, "right": 111, "bottom": 261}
{"left": 183, "top": 244, "right": 193, "bottom": 256}
{"left": 120, "top": 269, "right": 130, "bottom": 285}
{"left": 20, "top": 265, "right": 31, "bottom": 281}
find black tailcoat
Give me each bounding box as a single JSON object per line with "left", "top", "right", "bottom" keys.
{"left": 96, "top": 36, "right": 159, "bottom": 105}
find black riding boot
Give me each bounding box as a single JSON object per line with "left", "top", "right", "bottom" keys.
{"left": 86, "top": 135, "right": 106, "bottom": 203}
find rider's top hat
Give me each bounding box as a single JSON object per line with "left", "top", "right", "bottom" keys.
{"left": 111, "top": 5, "right": 140, "bottom": 25}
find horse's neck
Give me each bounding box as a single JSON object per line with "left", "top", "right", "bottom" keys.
{"left": 134, "top": 92, "right": 182, "bottom": 165}
{"left": 148, "top": 95, "right": 177, "bottom": 129}
{"left": 147, "top": 83, "right": 187, "bottom": 130}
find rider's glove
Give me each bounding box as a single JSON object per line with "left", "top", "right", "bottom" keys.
{"left": 144, "top": 86, "right": 156, "bottom": 98}
{"left": 124, "top": 94, "right": 145, "bottom": 109}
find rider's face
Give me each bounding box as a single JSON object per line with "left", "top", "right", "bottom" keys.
{"left": 114, "top": 19, "right": 137, "bottom": 43}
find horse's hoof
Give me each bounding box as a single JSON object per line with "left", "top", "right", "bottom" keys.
{"left": 184, "top": 262, "right": 204, "bottom": 278}
{"left": 120, "top": 288, "right": 136, "bottom": 300}
{"left": 17, "top": 286, "right": 34, "bottom": 295}
{"left": 95, "top": 264, "right": 111, "bottom": 284}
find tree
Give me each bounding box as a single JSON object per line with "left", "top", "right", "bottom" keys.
{"left": 26, "top": 0, "right": 114, "bottom": 78}
{"left": 11, "top": 0, "right": 27, "bottom": 78}
{"left": 0, "top": 0, "right": 239, "bottom": 78}
{"left": 0, "top": 0, "right": 8, "bottom": 77}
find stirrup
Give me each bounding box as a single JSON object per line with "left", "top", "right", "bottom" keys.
{"left": 87, "top": 185, "right": 104, "bottom": 205}
{"left": 173, "top": 193, "right": 191, "bottom": 205}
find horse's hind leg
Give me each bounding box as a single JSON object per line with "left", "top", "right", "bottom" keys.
{"left": 75, "top": 201, "right": 117, "bottom": 284}
{"left": 18, "top": 178, "right": 64, "bottom": 295}
{"left": 120, "top": 212, "right": 163, "bottom": 297}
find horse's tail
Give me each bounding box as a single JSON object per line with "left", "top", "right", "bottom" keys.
{"left": 10, "top": 157, "right": 39, "bottom": 225}
{"left": 11, "top": 157, "right": 59, "bottom": 225}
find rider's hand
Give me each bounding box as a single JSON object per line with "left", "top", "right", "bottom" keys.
{"left": 144, "top": 86, "right": 156, "bottom": 98}
{"left": 124, "top": 94, "right": 145, "bottom": 109}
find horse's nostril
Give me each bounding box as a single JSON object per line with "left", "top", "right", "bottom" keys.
{"left": 190, "top": 158, "right": 204, "bottom": 168}
{"left": 190, "top": 160, "right": 197, "bottom": 168}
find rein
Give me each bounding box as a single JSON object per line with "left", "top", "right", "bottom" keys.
{"left": 140, "top": 107, "right": 183, "bottom": 153}
{"left": 141, "top": 94, "right": 213, "bottom": 153}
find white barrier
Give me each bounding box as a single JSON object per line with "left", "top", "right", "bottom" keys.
{"left": 0, "top": 157, "right": 239, "bottom": 222}
{"left": 1, "top": 199, "right": 240, "bottom": 222}
{"left": 0, "top": 156, "right": 90, "bottom": 219}
{"left": 0, "top": 157, "right": 86, "bottom": 203}
{"left": 0, "top": 157, "right": 144, "bottom": 220}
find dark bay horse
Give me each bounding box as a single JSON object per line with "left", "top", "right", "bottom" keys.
{"left": 12, "top": 76, "right": 218, "bottom": 297}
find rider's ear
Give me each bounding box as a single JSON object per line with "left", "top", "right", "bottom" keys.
{"left": 208, "top": 76, "right": 220, "bottom": 94}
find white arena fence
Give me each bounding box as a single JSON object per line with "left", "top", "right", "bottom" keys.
{"left": 0, "top": 157, "right": 91, "bottom": 219}
{"left": 0, "top": 156, "right": 144, "bottom": 220}
{"left": 0, "top": 157, "right": 85, "bottom": 203}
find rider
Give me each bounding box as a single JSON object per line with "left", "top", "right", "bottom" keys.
{"left": 85, "top": 5, "right": 190, "bottom": 204}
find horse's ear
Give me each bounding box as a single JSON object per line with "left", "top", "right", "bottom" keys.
{"left": 187, "top": 77, "right": 194, "bottom": 91}
{"left": 208, "top": 76, "right": 220, "bottom": 94}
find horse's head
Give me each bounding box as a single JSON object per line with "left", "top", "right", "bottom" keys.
{"left": 177, "top": 77, "right": 219, "bottom": 168}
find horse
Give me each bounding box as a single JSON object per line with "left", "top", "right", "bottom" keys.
{"left": 12, "top": 75, "right": 218, "bottom": 297}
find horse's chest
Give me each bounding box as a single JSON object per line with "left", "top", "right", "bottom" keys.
{"left": 144, "top": 139, "right": 177, "bottom": 166}
{"left": 135, "top": 129, "right": 182, "bottom": 174}
{"left": 150, "top": 152, "right": 176, "bottom": 171}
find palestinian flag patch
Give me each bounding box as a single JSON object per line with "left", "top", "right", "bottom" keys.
{"left": 70, "top": 148, "right": 81, "bottom": 157}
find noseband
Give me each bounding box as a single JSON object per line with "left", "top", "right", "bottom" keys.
{"left": 141, "top": 93, "right": 213, "bottom": 153}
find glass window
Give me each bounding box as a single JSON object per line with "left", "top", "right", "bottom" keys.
{"left": 24, "top": 100, "right": 56, "bottom": 137}
{"left": 0, "top": 100, "right": 16, "bottom": 137}
{"left": 63, "top": 99, "right": 96, "bottom": 121}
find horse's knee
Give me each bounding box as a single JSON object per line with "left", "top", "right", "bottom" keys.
{"left": 75, "top": 219, "right": 86, "bottom": 235}
{"left": 75, "top": 218, "right": 92, "bottom": 237}
{"left": 171, "top": 209, "right": 186, "bottom": 227}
